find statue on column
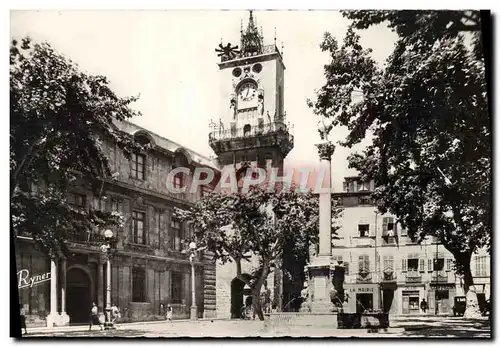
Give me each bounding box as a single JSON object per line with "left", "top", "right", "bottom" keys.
{"left": 230, "top": 97, "right": 236, "bottom": 120}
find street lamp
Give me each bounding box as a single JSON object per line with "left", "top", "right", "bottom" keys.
{"left": 100, "top": 229, "right": 114, "bottom": 329}
{"left": 183, "top": 241, "right": 206, "bottom": 320}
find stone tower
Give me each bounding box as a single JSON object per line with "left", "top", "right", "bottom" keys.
{"left": 209, "top": 11, "right": 295, "bottom": 318}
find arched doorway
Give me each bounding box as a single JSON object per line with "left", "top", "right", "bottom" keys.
{"left": 230, "top": 274, "right": 251, "bottom": 319}
{"left": 66, "top": 267, "right": 92, "bottom": 324}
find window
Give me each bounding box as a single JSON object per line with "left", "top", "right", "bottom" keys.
{"left": 433, "top": 258, "right": 445, "bottom": 271}
{"left": 172, "top": 167, "right": 184, "bottom": 189}
{"left": 358, "top": 196, "right": 371, "bottom": 205}
{"left": 243, "top": 124, "right": 251, "bottom": 136}
{"left": 131, "top": 153, "right": 146, "bottom": 180}
{"left": 92, "top": 196, "right": 107, "bottom": 211}
{"left": 359, "top": 181, "right": 369, "bottom": 191}
{"left": 358, "top": 255, "right": 370, "bottom": 274}
{"left": 475, "top": 256, "right": 487, "bottom": 277}
{"left": 201, "top": 186, "right": 211, "bottom": 197}
{"left": 132, "top": 267, "right": 146, "bottom": 302}
{"left": 446, "top": 258, "right": 453, "bottom": 272}
{"left": 171, "top": 272, "right": 184, "bottom": 304}
{"left": 383, "top": 255, "right": 394, "bottom": 271}
{"left": 343, "top": 181, "right": 349, "bottom": 192}
{"left": 132, "top": 211, "right": 146, "bottom": 245}
{"left": 68, "top": 193, "right": 86, "bottom": 209}
{"left": 358, "top": 224, "right": 370, "bottom": 237}
{"left": 171, "top": 219, "right": 183, "bottom": 251}
{"left": 407, "top": 258, "right": 419, "bottom": 272}
{"left": 111, "top": 198, "right": 123, "bottom": 213}
{"left": 419, "top": 259, "right": 425, "bottom": 272}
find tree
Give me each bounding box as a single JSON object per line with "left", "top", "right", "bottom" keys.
{"left": 308, "top": 11, "right": 490, "bottom": 318}
{"left": 175, "top": 185, "right": 342, "bottom": 320}
{"left": 10, "top": 37, "right": 143, "bottom": 255}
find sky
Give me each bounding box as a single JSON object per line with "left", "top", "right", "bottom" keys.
{"left": 10, "top": 10, "right": 398, "bottom": 191}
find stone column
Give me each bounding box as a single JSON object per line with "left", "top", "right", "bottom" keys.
{"left": 307, "top": 141, "right": 336, "bottom": 313}
{"left": 46, "top": 256, "right": 59, "bottom": 327}
{"left": 316, "top": 142, "right": 335, "bottom": 256}
{"left": 97, "top": 260, "right": 105, "bottom": 322}
{"left": 59, "top": 257, "right": 70, "bottom": 325}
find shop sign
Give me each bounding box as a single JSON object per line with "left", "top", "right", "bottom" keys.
{"left": 348, "top": 287, "right": 374, "bottom": 293}
{"left": 17, "top": 269, "right": 51, "bottom": 289}
{"left": 429, "top": 283, "right": 455, "bottom": 290}
{"left": 404, "top": 286, "right": 421, "bottom": 291}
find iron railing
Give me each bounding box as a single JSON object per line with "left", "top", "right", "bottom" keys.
{"left": 405, "top": 271, "right": 422, "bottom": 283}
{"left": 209, "top": 120, "right": 293, "bottom": 142}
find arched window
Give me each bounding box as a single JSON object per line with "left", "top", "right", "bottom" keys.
{"left": 243, "top": 124, "right": 251, "bottom": 136}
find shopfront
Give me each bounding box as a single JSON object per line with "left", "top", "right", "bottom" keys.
{"left": 399, "top": 284, "right": 425, "bottom": 315}
{"left": 343, "top": 283, "right": 380, "bottom": 313}
{"left": 429, "top": 283, "right": 456, "bottom": 315}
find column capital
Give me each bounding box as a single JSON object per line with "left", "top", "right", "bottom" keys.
{"left": 315, "top": 141, "right": 335, "bottom": 161}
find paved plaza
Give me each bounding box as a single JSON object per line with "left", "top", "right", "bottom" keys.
{"left": 21, "top": 316, "right": 491, "bottom": 338}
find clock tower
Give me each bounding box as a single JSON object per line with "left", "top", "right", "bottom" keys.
{"left": 209, "top": 11, "right": 295, "bottom": 318}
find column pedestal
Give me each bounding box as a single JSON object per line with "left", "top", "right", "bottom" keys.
{"left": 307, "top": 260, "right": 335, "bottom": 313}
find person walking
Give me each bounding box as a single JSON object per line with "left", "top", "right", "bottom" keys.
{"left": 165, "top": 304, "right": 173, "bottom": 321}
{"left": 420, "top": 298, "right": 428, "bottom": 314}
{"left": 89, "top": 302, "right": 103, "bottom": 331}
{"left": 20, "top": 304, "right": 27, "bottom": 335}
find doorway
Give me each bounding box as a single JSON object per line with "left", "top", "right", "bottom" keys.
{"left": 66, "top": 267, "right": 92, "bottom": 324}
{"left": 230, "top": 274, "right": 251, "bottom": 319}
{"left": 356, "top": 293, "right": 373, "bottom": 313}
{"left": 436, "top": 290, "right": 450, "bottom": 314}
{"left": 382, "top": 290, "right": 395, "bottom": 313}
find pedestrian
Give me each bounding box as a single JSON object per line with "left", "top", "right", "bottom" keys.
{"left": 166, "top": 304, "right": 173, "bottom": 321}
{"left": 89, "top": 302, "right": 103, "bottom": 331}
{"left": 111, "top": 304, "right": 121, "bottom": 326}
{"left": 420, "top": 298, "right": 428, "bottom": 314}
{"left": 20, "top": 304, "right": 27, "bottom": 335}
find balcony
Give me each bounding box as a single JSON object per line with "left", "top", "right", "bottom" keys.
{"left": 209, "top": 119, "right": 294, "bottom": 157}
{"left": 351, "top": 237, "right": 375, "bottom": 247}
{"left": 356, "top": 271, "right": 372, "bottom": 283}
{"left": 66, "top": 230, "right": 106, "bottom": 245}
{"left": 209, "top": 120, "right": 293, "bottom": 142}
{"left": 405, "top": 271, "right": 422, "bottom": 283}
{"left": 381, "top": 271, "right": 397, "bottom": 282}
{"left": 431, "top": 271, "right": 449, "bottom": 283}
{"left": 219, "top": 44, "right": 282, "bottom": 63}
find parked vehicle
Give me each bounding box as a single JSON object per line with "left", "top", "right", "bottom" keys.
{"left": 453, "top": 296, "right": 466, "bottom": 316}
{"left": 482, "top": 299, "right": 491, "bottom": 317}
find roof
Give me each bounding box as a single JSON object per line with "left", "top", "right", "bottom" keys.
{"left": 113, "top": 120, "right": 220, "bottom": 170}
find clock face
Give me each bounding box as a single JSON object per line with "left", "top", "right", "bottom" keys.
{"left": 238, "top": 82, "right": 257, "bottom": 102}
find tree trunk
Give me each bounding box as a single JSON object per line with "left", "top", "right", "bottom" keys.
{"left": 457, "top": 252, "right": 482, "bottom": 318}
{"left": 251, "top": 259, "right": 270, "bottom": 321}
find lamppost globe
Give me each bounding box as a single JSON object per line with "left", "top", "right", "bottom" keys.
{"left": 189, "top": 242, "right": 197, "bottom": 251}
{"left": 103, "top": 229, "right": 113, "bottom": 240}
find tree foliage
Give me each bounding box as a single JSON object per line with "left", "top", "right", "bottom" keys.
{"left": 10, "top": 37, "right": 142, "bottom": 255}
{"left": 308, "top": 10, "right": 490, "bottom": 302}
{"left": 175, "top": 185, "right": 342, "bottom": 320}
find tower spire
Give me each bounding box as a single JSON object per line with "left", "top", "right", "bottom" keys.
{"left": 240, "top": 10, "right": 263, "bottom": 55}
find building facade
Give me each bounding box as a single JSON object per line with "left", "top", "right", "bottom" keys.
{"left": 15, "top": 120, "right": 219, "bottom": 327}
{"left": 208, "top": 11, "right": 295, "bottom": 318}
{"left": 332, "top": 176, "right": 491, "bottom": 316}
